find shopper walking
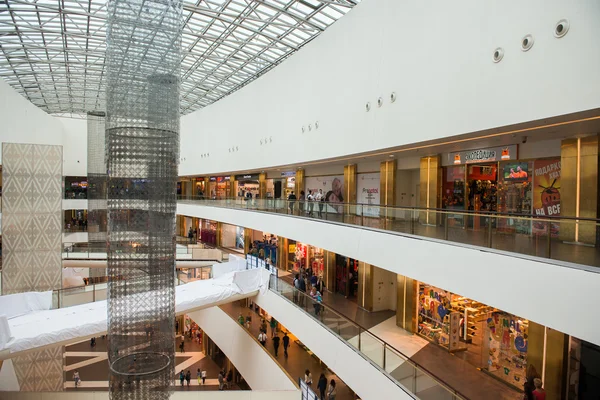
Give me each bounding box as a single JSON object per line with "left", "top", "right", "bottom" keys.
{"left": 293, "top": 273, "right": 300, "bottom": 303}
{"left": 305, "top": 369, "right": 313, "bottom": 387}
{"left": 269, "top": 316, "right": 278, "bottom": 338}
{"left": 179, "top": 370, "right": 185, "bottom": 387}
{"left": 179, "top": 340, "right": 185, "bottom": 353}
{"left": 201, "top": 369, "right": 207, "bottom": 385}
{"left": 288, "top": 191, "right": 297, "bottom": 214}
{"left": 196, "top": 368, "right": 202, "bottom": 385}
{"left": 73, "top": 370, "right": 81, "bottom": 388}
{"left": 245, "top": 312, "right": 252, "bottom": 329}
{"left": 327, "top": 379, "right": 337, "bottom": 400}
{"left": 258, "top": 331, "right": 267, "bottom": 347}
{"left": 317, "top": 373, "right": 327, "bottom": 400}
{"left": 238, "top": 313, "right": 245, "bottom": 326}
{"left": 316, "top": 189, "right": 324, "bottom": 217}
{"left": 188, "top": 227, "right": 194, "bottom": 244}
{"left": 218, "top": 370, "right": 225, "bottom": 390}
{"left": 273, "top": 334, "right": 281, "bottom": 357}
{"left": 283, "top": 331, "right": 290, "bottom": 357}
{"left": 185, "top": 370, "right": 191, "bottom": 387}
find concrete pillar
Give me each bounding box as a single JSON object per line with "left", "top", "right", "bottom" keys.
{"left": 419, "top": 156, "right": 441, "bottom": 225}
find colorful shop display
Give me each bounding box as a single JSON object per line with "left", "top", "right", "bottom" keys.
{"left": 417, "top": 285, "right": 467, "bottom": 352}
{"left": 532, "top": 158, "right": 561, "bottom": 237}
{"left": 483, "top": 312, "right": 529, "bottom": 388}
{"left": 497, "top": 161, "right": 533, "bottom": 234}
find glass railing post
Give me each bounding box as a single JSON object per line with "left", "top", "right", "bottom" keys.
{"left": 358, "top": 327, "right": 362, "bottom": 350}
{"left": 487, "top": 216, "right": 493, "bottom": 248}
{"left": 410, "top": 210, "right": 415, "bottom": 234}
{"left": 93, "top": 284, "right": 96, "bottom": 302}
{"left": 383, "top": 342, "right": 386, "bottom": 370}
{"left": 546, "top": 220, "right": 552, "bottom": 258}
{"left": 444, "top": 213, "right": 449, "bottom": 240}
{"left": 412, "top": 366, "right": 417, "bottom": 394}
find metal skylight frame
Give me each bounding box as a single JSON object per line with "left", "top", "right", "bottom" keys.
{"left": 0, "top": 0, "right": 359, "bottom": 116}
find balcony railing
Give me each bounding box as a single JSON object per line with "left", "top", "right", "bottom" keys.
{"left": 270, "top": 275, "right": 465, "bottom": 400}
{"left": 178, "top": 196, "right": 600, "bottom": 269}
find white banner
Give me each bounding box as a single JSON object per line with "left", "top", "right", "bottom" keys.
{"left": 357, "top": 173, "right": 380, "bottom": 217}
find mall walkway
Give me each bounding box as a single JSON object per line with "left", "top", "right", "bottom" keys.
{"left": 64, "top": 336, "right": 241, "bottom": 391}
{"left": 219, "top": 301, "right": 355, "bottom": 400}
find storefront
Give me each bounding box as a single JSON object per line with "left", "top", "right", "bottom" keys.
{"left": 441, "top": 146, "right": 562, "bottom": 235}
{"left": 198, "top": 218, "right": 217, "bottom": 245}
{"left": 221, "top": 223, "right": 245, "bottom": 253}
{"left": 65, "top": 176, "right": 88, "bottom": 199}
{"left": 209, "top": 176, "right": 230, "bottom": 199}
{"left": 235, "top": 174, "right": 260, "bottom": 198}
{"left": 195, "top": 177, "right": 206, "bottom": 197}
{"left": 286, "top": 240, "right": 325, "bottom": 277}
{"left": 64, "top": 209, "right": 88, "bottom": 230}
{"left": 335, "top": 254, "right": 359, "bottom": 300}
{"left": 249, "top": 230, "right": 278, "bottom": 265}
{"left": 279, "top": 172, "right": 296, "bottom": 199}
{"left": 416, "top": 282, "right": 535, "bottom": 390}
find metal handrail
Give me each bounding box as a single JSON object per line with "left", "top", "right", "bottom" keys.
{"left": 272, "top": 276, "right": 466, "bottom": 399}
{"left": 177, "top": 195, "right": 600, "bottom": 222}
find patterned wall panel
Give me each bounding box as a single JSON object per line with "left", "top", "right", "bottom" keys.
{"left": 12, "top": 347, "right": 64, "bottom": 392}
{"left": 1, "top": 143, "right": 62, "bottom": 294}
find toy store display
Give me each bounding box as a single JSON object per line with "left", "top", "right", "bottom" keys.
{"left": 417, "top": 284, "right": 466, "bottom": 352}
{"left": 483, "top": 311, "right": 529, "bottom": 388}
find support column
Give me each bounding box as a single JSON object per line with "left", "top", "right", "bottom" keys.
{"left": 396, "top": 275, "right": 417, "bottom": 333}
{"left": 243, "top": 228, "right": 253, "bottom": 255}
{"left": 259, "top": 173, "right": 267, "bottom": 199}
{"left": 380, "top": 159, "right": 397, "bottom": 225}
{"left": 278, "top": 238, "right": 288, "bottom": 271}
{"left": 419, "top": 156, "right": 441, "bottom": 224}
{"left": 295, "top": 169, "right": 305, "bottom": 197}
{"left": 357, "top": 262, "right": 373, "bottom": 312}
{"left": 216, "top": 222, "right": 223, "bottom": 247}
{"left": 344, "top": 164, "right": 357, "bottom": 214}
{"left": 528, "top": 323, "right": 568, "bottom": 400}
{"left": 324, "top": 250, "right": 336, "bottom": 291}
{"left": 227, "top": 176, "right": 236, "bottom": 198}
{"left": 560, "top": 135, "right": 598, "bottom": 245}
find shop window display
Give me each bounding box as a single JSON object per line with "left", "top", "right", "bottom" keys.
{"left": 442, "top": 166, "right": 466, "bottom": 227}
{"left": 497, "top": 161, "right": 533, "bottom": 234}
{"left": 418, "top": 283, "right": 529, "bottom": 390}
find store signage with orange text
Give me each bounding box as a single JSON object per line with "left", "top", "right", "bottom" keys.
{"left": 442, "top": 145, "right": 517, "bottom": 166}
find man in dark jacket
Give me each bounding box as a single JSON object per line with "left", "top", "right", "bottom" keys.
{"left": 288, "top": 192, "right": 297, "bottom": 214}
{"left": 282, "top": 332, "right": 290, "bottom": 357}
{"left": 273, "top": 334, "right": 281, "bottom": 356}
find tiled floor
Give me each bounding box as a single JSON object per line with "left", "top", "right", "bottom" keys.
{"left": 63, "top": 336, "right": 240, "bottom": 392}
{"left": 218, "top": 301, "right": 355, "bottom": 400}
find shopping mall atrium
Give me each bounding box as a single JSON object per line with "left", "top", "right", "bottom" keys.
{"left": 0, "top": 1, "right": 599, "bottom": 399}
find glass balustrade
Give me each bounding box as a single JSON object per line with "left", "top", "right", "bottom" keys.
{"left": 178, "top": 196, "right": 600, "bottom": 268}
{"left": 269, "top": 275, "right": 465, "bottom": 400}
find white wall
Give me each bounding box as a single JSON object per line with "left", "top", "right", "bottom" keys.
{"left": 179, "top": 0, "right": 600, "bottom": 176}
{"left": 57, "top": 117, "right": 88, "bottom": 177}
{"left": 0, "top": 80, "right": 64, "bottom": 162}
{"left": 0, "top": 81, "right": 89, "bottom": 177}
{"left": 253, "top": 289, "right": 412, "bottom": 400}
{"left": 177, "top": 202, "right": 600, "bottom": 347}
{"left": 187, "top": 306, "right": 297, "bottom": 392}
{"left": 372, "top": 266, "right": 397, "bottom": 313}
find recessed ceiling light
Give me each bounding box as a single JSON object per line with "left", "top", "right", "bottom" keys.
{"left": 389, "top": 154, "right": 395, "bottom": 158}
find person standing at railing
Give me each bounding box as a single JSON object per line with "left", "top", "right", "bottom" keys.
{"left": 288, "top": 191, "right": 297, "bottom": 214}
{"left": 315, "top": 189, "right": 324, "bottom": 217}
{"left": 307, "top": 190, "right": 315, "bottom": 216}
{"left": 305, "top": 369, "right": 313, "bottom": 387}
{"left": 327, "top": 379, "right": 337, "bottom": 399}
{"left": 317, "top": 373, "right": 327, "bottom": 400}
{"left": 299, "top": 191, "right": 306, "bottom": 215}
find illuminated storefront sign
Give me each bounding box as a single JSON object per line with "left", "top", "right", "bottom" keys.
{"left": 443, "top": 145, "right": 517, "bottom": 166}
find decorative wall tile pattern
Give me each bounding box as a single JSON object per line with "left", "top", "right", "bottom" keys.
{"left": 12, "top": 347, "right": 64, "bottom": 392}
{"left": 1, "top": 143, "right": 62, "bottom": 294}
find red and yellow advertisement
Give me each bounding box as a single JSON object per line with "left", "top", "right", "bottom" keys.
{"left": 532, "top": 159, "right": 561, "bottom": 236}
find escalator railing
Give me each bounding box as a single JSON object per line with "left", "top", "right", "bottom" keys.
{"left": 269, "top": 275, "right": 466, "bottom": 400}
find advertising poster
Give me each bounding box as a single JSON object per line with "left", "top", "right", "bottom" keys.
{"left": 235, "top": 226, "right": 245, "bottom": 249}
{"left": 485, "top": 312, "right": 528, "bottom": 387}
{"left": 532, "top": 159, "right": 561, "bottom": 236}
{"left": 357, "top": 173, "right": 380, "bottom": 217}
{"left": 305, "top": 175, "right": 344, "bottom": 212}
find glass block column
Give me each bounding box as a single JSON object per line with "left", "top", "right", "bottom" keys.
{"left": 105, "top": 1, "right": 181, "bottom": 399}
